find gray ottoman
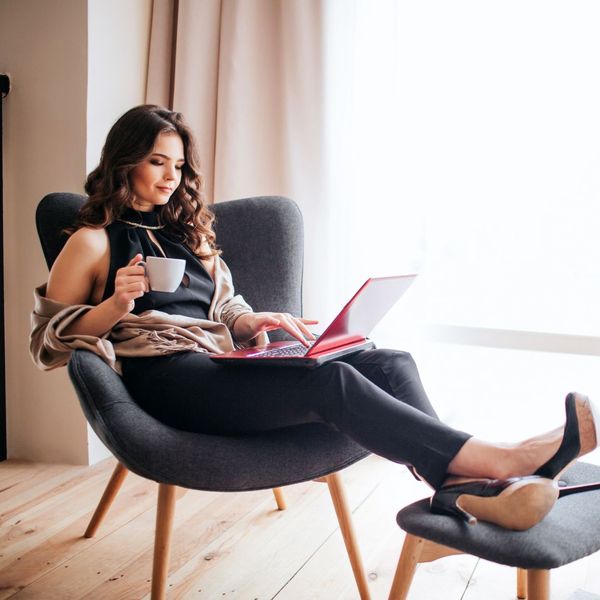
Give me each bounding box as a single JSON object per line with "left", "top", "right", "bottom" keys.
{"left": 390, "top": 461, "right": 600, "bottom": 600}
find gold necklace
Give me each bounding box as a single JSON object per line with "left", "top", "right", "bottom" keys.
{"left": 117, "top": 219, "right": 165, "bottom": 230}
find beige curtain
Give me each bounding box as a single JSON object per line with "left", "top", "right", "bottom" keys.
{"left": 146, "top": 0, "right": 332, "bottom": 317}
{"left": 146, "top": 0, "right": 325, "bottom": 204}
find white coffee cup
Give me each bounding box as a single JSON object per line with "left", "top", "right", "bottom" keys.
{"left": 138, "top": 256, "right": 186, "bottom": 293}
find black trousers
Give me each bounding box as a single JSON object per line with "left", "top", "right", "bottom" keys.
{"left": 122, "top": 348, "right": 471, "bottom": 489}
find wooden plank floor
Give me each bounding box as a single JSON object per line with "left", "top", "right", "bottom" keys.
{"left": 1, "top": 455, "right": 600, "bottom": 599}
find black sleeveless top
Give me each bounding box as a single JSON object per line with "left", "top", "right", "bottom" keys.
{"left": 102, "top": 208, "right": 215, "bottom": 319}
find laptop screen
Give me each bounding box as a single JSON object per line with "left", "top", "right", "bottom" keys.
{"left": 306, "top": 274, "right": 417, "bottom": 356}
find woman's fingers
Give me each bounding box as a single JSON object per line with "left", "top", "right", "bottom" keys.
{"left": 263, "top": 316, "right": 281, "bottom": 327}
{"left": 116, "top": 277, "right": 147, "bottom": 291}
{"left": 276, "top": 314, "right": 312, "bottom": 346}
{"left": 119, "top": 266, "right": 146, "bottom": 278}
{"left": 115, "top": 269, "right": 148, "bottom": 298}
{"left": 253, "top": 313, "right": 318, "bottom": 346}
{"left": 119, "top": 272, "right": 147, "bottom": 284}
{"left": 119, "top": 281, "right": 147, "bottom": 293}
{"left": 110, "top": 256, "right": 148, "bottom": 312}
{"left": 279, "top": 323, "right": 308, "bottom": 346}
{"left": 117, "top": 256, "right": 147, "bottom": 288}
{"left": 295, "top": 318, "right": 316, "bottom": 341}
{"left": 119, "top": 256, "right": 146, "bottom": 280}
{"left": 127, "top": 253, "right": 144, "bottom": 267}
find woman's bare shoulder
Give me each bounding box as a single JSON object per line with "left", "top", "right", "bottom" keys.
{"left": 46, "top": 226, "right": 110, "bottom": 304}
{"left": 66, "top": 226, "right": 108, "bottom": 253}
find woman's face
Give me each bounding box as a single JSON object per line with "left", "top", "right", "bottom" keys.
{"left": 130, "top": 132, "right": 185, "bottom": 212}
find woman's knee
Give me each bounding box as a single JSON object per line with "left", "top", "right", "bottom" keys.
{"left": 391, "top": 349, "right": 418, "bottom": 371}
{"left": 381, "top": 348, "right": 414, "bottom": 361}
{"left": 364, "top": 348, "right": 417, "bottom": 371}
{"left": 321, "top": 359, "right": 364, "bottom": 386}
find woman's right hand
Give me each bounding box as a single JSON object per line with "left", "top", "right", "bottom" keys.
{"left": 110, "top": 253, "right": 148, "bottom": 313}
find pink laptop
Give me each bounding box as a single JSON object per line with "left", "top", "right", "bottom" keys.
{"left": 210, "top": 274, "right": 417, "bottom": 368}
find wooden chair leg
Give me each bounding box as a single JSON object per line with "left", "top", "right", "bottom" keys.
{"left": 272, "top": 487, "right": 287, "bottom": 510}
{"left": 517, "top": 567, "right": 528, "bottom": 599}
{"left": 325, "top": 472, "right": 371, "bottom": 600}
{"left": 388, "top": 535, "right": 425, "bottom": 600}
{"left": 527, "top": 569, "right": 550, "bottom": 600}
{"left": 84, "top": 462, "right": 129, "bottom": 538}
{"left": 151, "top": 484, "right": 178, "bottom": 600}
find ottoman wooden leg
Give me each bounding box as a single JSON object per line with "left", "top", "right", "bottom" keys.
{"left": 389, "top": 535, "right": 464, "bottom": 600}
{"left": 389, "top": 534, "right": 424, "bottom": 600}
{"left": 527, "top": 569, "right": 550, "bottom": 600}
{"left": 517, "top": 567, "right": 527, "bottom": 599}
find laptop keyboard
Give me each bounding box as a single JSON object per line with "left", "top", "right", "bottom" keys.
{"left": 254, "top": 342, "right": 314, "bottom": 358}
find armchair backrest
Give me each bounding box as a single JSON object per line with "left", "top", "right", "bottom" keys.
{"left": 35, "top": 194, "right": 304, "bottom": 337}
{"left": 36, "top": 192, "right": 85, "bottom": 270}
{"left": 212, "top": 196, "right": 303, "bottom": 322}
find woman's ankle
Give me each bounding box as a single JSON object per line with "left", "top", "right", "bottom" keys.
{"left": 511, "top": 428, "right": 564, "bottom": 476}
{"left": 447, "top": 427, "right": 567, "bottom": 481}
{"left": 447, "top": 439, "right": 516, "bottom": 480}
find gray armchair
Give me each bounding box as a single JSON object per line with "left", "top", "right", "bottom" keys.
{"left": 36, "top": 193, "right": 371, "bottom": 599}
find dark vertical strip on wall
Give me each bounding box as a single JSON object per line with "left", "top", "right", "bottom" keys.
{"left": 168, "top": 0, "right": 179, "bottom": 110}
{"left": 0, "top": 73, "right": 9, "bottom": 461}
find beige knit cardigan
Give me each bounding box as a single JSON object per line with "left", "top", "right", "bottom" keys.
{"left": 30, "top": 256, "right": 268, "bottom": 374}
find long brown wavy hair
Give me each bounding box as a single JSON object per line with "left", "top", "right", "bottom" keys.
{"left": 75, "top": 104, "right": 218, "bottom": 258}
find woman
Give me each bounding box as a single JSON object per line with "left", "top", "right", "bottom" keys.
{"left": 31, "top": 105, "right": 600, "bottom": 530}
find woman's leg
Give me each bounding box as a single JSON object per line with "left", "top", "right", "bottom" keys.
{"left": 447, "top": 428, "right": 565, "bottom": 480}
{"left": 122, "top": 351, "right": 471, "bottom": 489}
{"left": 338, "top": 349, "right": 440, "bottom": 418}
{"left": 121, "top": 351, "right": 570, "bottom": 491}
{"left": 337, "top": 349, "right": 441, "bottom": 482}
{"left": 338, "top": 350, "right": 567, "bottom": 482}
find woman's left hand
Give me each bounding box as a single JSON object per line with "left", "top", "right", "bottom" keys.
{"left": 232, "top": 312, "right": 318, "bottom": 346}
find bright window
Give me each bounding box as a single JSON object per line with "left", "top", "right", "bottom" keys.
{"left": 323, "top": 0, "right": 600, "bottom": 339}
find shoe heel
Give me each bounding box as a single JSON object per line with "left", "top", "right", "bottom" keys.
{"left": 458, "top": 477, "right": 558, "bottom": 530}
{"left": 431, "top": 490, "right": 477, "bottom": 525}
{"left": 431, "top": 477, "right": 558, "bottom": 530}
{"left": 558, "top": 480, "right": 600, "bottom": 498}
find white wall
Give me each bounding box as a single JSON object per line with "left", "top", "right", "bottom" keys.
{"left": 0, "top": 0, "right": 152, "bottom": 465}
{"left": 1, "top": 0, "right": 90, "bottom": 464}
{"left": 87, "top": 0, "right": 153, "bottom": 173}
